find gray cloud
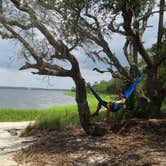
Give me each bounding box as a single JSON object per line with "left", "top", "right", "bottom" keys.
{"left": 0, "top": 68, "right": 74, "bottom": 89}
{"left": 0, "top": 10, "right": 162, "bottom": 89}
{"left": 0, "top": 67, "right": 111, "bottom": 89}
{"left": 0, "top": 40, "right": 23, "bottom": 69}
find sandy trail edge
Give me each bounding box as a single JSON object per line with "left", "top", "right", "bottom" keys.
{"left": 0, "top": 121, "right": 34, "bottom": 166}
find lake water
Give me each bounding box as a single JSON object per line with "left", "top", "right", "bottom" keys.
{"left": 0, "top": 88, "right": 76, "bottom": 109}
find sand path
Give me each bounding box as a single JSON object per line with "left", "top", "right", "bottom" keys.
{"left": 0, "top": 122, "right": 34, "bottom": 166}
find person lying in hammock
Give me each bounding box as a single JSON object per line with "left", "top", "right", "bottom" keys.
{"left": 91, "top": 90, "right": 126, "bottom": 123}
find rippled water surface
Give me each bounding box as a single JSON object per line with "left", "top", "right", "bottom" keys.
{"left": 0, "top": 88, "right": 75, "bottom": 109}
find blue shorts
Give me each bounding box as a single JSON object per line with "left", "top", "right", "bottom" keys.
{"left": 111, "top": 103, "right": 123, "bottom": 112}
{"left": 101, "top": 101, "right": 123, "bottom": 112}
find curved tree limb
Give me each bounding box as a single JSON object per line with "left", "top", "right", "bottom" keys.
{"left": 2, "top": 23, "right": 72, "bottom": 77}
{"left": 0, "top": 15, "right": 33, "bottom": 30}
{"left": 78, "top": 16, "right": 130, "bottom": 79}
{"left": 156, "top": 0, "right": 165, "bottom": 59}
{"left": 9, "top": 0, "right": 81, "bottom": 74}
{"left": 121, "top": 0, "right": 153, "bottom": 67}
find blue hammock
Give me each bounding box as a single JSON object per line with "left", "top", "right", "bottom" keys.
{"left": 89, "top": 73, "right": 144, "bottom": 112}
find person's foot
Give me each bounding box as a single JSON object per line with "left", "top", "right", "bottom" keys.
{"left": 103, "top": 118, "right": 109, "bottom": 123}
{"left": 91, "top": 112, "right": 99, "bottom": 117}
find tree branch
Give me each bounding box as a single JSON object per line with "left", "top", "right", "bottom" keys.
{"left": 121, "top": 0, "right": 153, "bottom": 67}
{"left": 156, "top": 0, "right": 165, "bottom": 58}
{"left": 69, "top": 36, "right": 80, "bottom": 51}
{"left": 156, "top": 52, "right": 166, "bottom": 66}
{"left": 32, "top": 69, "right": 70, "bottom": 77}
{"left": 3, "top": 23, "right": 41, "bottom": 63}
{"left": 78, "top": 17, "right": 130, "bottom": 79}
{"left": 10, "top": 0, "right": 81, "bottom": 74}
{"left": 93, "top": 67, "right": 109, "bottom": 73}
{"left": 20, "top": 62, "right": 71, "bottom": 77}
{"left": 0, "top": 29, "right": 14, "bottom": 39}
{"left": 1, "top": 22, "right": 72, "bottom": 77}
{"left": 0, "top": 0, "right": 2, "bottom": 14}
{"left": 10, "top": 0, "right": 73, "bottom": 57}
{"left": 10, "top": 0, "right": 30, "bottom": 13}
{"left": 108, "top": 15, "right": 126, "bottom": 35}
{"left": 10, "top": 0, "right": 61, "bottom": 50}
{"left": 0, "top": 15, "right": 33, "bottom": 30}
{"left": 139, "top": 1, "right": 155, "bottom": 35}
{"left": 38, "top": 0, "right": 63, "bottom": 15}
{"left": 123, "top": 39, "right": 133, "bottom": 67}
{"left": 93, "top": 67, "right": 121, "bottom": 79}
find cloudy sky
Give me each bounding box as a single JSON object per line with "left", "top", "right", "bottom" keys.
{"left": 0, "top": 12, "right": 160, "bottom": 89}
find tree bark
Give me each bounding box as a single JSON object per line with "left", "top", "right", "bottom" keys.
{"left": 148, "top": 97, "right": 163, "bottom": 118}
{"left": 0, "top": 0, "right": 2, "bottom": 14}
{"left": 72, "top": 73, "right": 91, "bottom": 131}
{"left": 139, "top": 66, "right": 164, "bottom": 118}
{"left": 72, "top": 72, "right": 107, "bottom": 136}
{"left": 156, "top": 0, "right": 165, "bottom": 55}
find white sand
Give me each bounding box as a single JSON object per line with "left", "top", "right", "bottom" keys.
{"left": 0, "top": 122, "right": 34, "bottom": 166}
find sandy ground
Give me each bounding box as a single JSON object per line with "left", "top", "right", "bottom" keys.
{"left": 0, "top": 122, "right": 35, "bottom": 166}
{"left": 15, "top": 119, "right": 166, "bottom": 166}
{"left": 0, "top": 119, "right": 165, "bottom": 166}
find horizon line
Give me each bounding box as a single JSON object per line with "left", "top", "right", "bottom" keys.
{"left": 0, "top": 86, "right": 71, "bottom": 91}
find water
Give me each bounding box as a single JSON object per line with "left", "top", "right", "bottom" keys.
{"left": 0, "top": 88, "right": 75, "bottom": 109}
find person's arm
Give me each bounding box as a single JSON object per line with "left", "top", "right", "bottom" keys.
{"left": 121, "top": 98, "right": 126, "bottom": 104}
{"left": 114, "top": 100, "right": 122, "bottom": 104}
{"left": 122, "top": 98, "right": 126, "bottom": 109}
{"left": 115, "top": 98, "right": 126, "bottom": 104}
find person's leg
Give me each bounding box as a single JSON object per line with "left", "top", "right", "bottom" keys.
{"left": 103, "top": 102, "right": 112, "bottom": 122}
{"left": 91, "top": 103, "right": 102, "bottom": 116}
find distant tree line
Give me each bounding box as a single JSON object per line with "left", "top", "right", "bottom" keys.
{"left": 71, "top": 78, "right": 125, "bottom": 95}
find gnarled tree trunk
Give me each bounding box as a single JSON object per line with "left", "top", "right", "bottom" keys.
{"left": 148, "top": 97, "right": 164, "bottom": 118}
{"left": 72, "top": 72, "right": 107, "bottom": 136}
{"left": 72, "top": 73, "right": 91, "bottom": 132}
{"left": 146, "top": 67, "right": 165, "bottom": 117}
{"left": 136, "top": 66, "right": 165, "bottom": 118}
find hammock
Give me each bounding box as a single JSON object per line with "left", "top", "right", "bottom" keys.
{"left": 89, "top": 73, "right": 144, "bottom": 112}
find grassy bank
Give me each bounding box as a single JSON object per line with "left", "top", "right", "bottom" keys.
{"left": 23, "top": 93, "right": 112, "bottom": 132}
{"left": 0, "top": 109, "right": 41, "bottom": 122}
{"left": 0, "top": 92, "right": 165, "bottom": 134}
{"left": 0, "top": 92, "right": 114, "bottom": 134}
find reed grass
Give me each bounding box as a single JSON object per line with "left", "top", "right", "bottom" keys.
{"left": 1, "top": 92, "right": 165, "bottom": 135}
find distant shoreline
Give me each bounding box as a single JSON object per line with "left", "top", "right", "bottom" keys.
{"left": 0, "top": 88, "right": 75, "bottom": 109}
{"left": 0, "top": 86, "right": 71, "bottom": 91}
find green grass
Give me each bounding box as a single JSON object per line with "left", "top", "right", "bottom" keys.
{"left": 0, "top": 109, "right": 41, "bottom": 122}
{"left": 24, "top": 92, "right": 127, "bottom": 133}
{"left": 161, "top": 97, "right": 166, "bottom": 112}
{"left": 1, "top": 92, "right": 165, "bottom": 135}
{"left": 3, "top": 92, "right": 112, "bottom": 134}
{"left": 33, "top": 105, "right": 79, "bottom": 130}
{"left": 27, "top": 93, "right": 101, "bottom": 132}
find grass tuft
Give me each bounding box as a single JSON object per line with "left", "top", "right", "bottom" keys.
{"left": 0, "top": 109, "right": 41, "bottom": 122}
{"left": 1, "top": 92, "right": 165, "bottom": 136}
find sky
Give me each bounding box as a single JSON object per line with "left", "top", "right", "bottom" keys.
{"left": 0, "top": 10, "right": 160, "bottom": 89}
{"left": 0, "top": 39, "right": 114, "bottom": 89}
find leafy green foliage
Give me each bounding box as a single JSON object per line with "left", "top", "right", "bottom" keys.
{"left": 89, "top": 78, "right": 124, "bottom": 94}
{"left": 149, "top": 27, "right": 166, "bottom": 56}
{"left": 0, "top": 109, "right": 40, "bottom": 122}
{"left": 100, "top": 0, "right": 154, "bottom": 16}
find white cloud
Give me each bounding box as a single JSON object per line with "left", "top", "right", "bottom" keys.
{"left": 0, "top": 67, "right": 111, "bottom": 89}
{"left": 0, "top": 7, "right": 162, "bottom": 89}
{"left": 0, "top": 39, "right": 22, "bottom": 68}
{"left": 81, "top": 69, "right": 111, "bottom": 84}
{"left": 143, "top": 13, "right": 159, "bottom": 48}
{"left": 0, "top": 68, "right": 73, "bottom": 89}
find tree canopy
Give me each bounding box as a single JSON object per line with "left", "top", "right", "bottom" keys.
{"left": 0, "top": 0, "right": 165, "bottom": 134}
